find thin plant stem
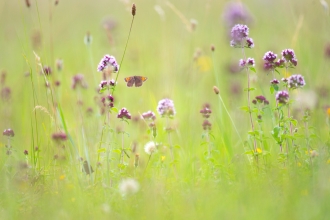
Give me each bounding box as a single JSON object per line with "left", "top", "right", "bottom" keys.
{"left": 113, "top": 16, "right": 135, "bottom": 97}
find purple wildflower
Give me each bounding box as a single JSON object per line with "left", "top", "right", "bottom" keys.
{"left": 141, "top": 111, "right": 156, "bottom": 121}
{"left": 270, "top": 79, "right": 280, "bottom": 84}
{"left": 3, "top": 129, "right": 14, "bottom": 137}
{"left": 230, "top": 24, "right": 253, "bottom": 48}
{"left": 263, "top": 51, "right": 277, "bottom": 71}
{"left": 282, "top": 49, "right": 297, "bottom": 66}
{"left": 239, "top": 58, "right": 255, "bottom": 68}
{"left": 246, "top": 37, "right": 254, "bottom": 48}
{"left": 276, "top": 91, "right": 289, "bottom": 104}
{"left": 97, "top": 55, "right": 119, "bottom": 72}
{"left": 157, "top": 98, "right": 176, "bottom": 117}
{"left": 43, "top": 66, "right": 52, "bottom": 75}
{"left": 288, "top": 74, "right": 306, "bottom": 89}
{"left": 99, "top": 80, "right": 108, "bottom": 89}
{"left": 52, "top": 132, "right": 67, "bottom": 142}
{"left": 222, "top": 2, "right": 252, "bottom": 27}
{"left": 200, "top": 106, "right": 212, "bottom": 118}
{"left": 101, "top": 95, "right": 114, "bottom": 108}
{"left": 202, "top": 119, "right": 212, "bottom": 130}
{"left": 263, "top": 51, "right": 277, "bottom": 62}
{"left": 117, "top": 108, "right": 131, "bottom": 120}
{"left": 72, "top": 74, "right": 88, "bottom": 89}
{"left": 275, "top": 58, "right": 285, "bottom": 68}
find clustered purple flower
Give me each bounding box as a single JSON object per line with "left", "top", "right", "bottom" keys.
{"left": 202, "top": 120, "right": 212, "bottom": 130}
{"left": 270, "top": 79, "right": 280, "bottom": 85}
{"left": 97, "top": 55, "right": 119, "bottom": 72}
{"left": 101, "top": 95, "right": 114, "bottom": 108}
{"left": 275, "top": 91, "right": 289, "bottom": 104}
{"left": 252, "top": 95, "right": 269, "bottom": 105}
{"left": 230, "top": 24, "right": 254, "bottom": 48}
{"left": 141, "top": 111, "right": 156, "bottom": 121}
{"left": 117, "top": 108, "right": 132, "bottom": 120}
{"left": 223, "top": 2, "right": 252, "bottom": 27}
{"left": 72, "top": 74, "right": 88, "bottom": 89}
{"left": 200, "top": 105, "right": 212, "bottom": 118}
{"left": 52, "top": 132, "right": 67, "bottom": 142}
{"left": 282, "top": 49, "right": 298, "bottom": 66}
{"left": 287, "top": 74, "right": 306, "bottom": 89}
{"left": 99, "top": 79, "right": 116, "bottom": 90}
{"left": 239, "top": 57, "right": 255, "bottom": 68}
{"left": 157, "top": 98, "right": 176, "bottom": 118}
{"left": 263, "top": 51, "right": 278, "bottom": 70}
{"left": 3, "top": 128, "right": 14, "bottom": 137}
{"left": 141, "top": 111, "right": 156, "bottom": 128}
{"left": 263, "top": 49, "right": 298, "bottom": 71}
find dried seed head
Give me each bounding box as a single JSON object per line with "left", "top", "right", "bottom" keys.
{"left": 26, "top": 0, "right": 30, "bottom": 7}
{"left": 213, "top": 86, "right": 219, "bottom": 94}
{"left": 55, "top": 0, "right": 59, "bottom": 5}
{"left": 132, "top": 3, "right": 136, "bottom": 16}
{"left": 134, "top": 154, "right": 139, "bottom": 168}
{"left": 211, "top": 45, "right": 215, "bottom": 52}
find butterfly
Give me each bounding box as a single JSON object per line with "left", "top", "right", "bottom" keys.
{"left": 124, "top": 76, "right": 148, "bottom": 87}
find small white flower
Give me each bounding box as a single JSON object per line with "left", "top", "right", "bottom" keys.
{"left": 144, "top": 141, "right": 157, "bottom": 155}
{"left": 119, "top": 178, "right": 140, "bottom": 196}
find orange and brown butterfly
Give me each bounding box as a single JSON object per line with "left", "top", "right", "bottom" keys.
{"left": 124, "top": 76, "right": 148, "bottom": 87}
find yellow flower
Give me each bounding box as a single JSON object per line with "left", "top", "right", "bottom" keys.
{"left": 196, "top": 56, "right": 212, "bottom": 72}
{"left": 161, "top": 156, "right": 166, "bottom": 162}
{"left": 256, "top": 148, "right": 262, "bottom": 153}
{"left": 327, "top": 159, "right": 330, "bottom": 164}
{"left": 59, "top": 175, "right": 65, "bottom": 180}
{"left": 297, "top": 162, "right": 302, "bottom": 167}
{"left": 327, "top": 107, "right": 330, "bottom": 116}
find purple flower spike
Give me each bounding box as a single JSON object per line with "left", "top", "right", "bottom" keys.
{"left": 276, "top": 91, "right": 289, "bottom": 104}
{"left": 97, "top": 55, "right": 119, "bottom": 72}
{"left": 157, "top": 98, "right": 176, "bottom": 117}
{"left": 117, "top": 108, "right": 132, "bottom": 120}
{"left": 3, "top": 128, "right": 14, "bottom": 137}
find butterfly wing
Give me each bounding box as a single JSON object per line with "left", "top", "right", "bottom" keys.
{"left": 134, "top": 76, "right": 148, "bottom": 87}
{"left": 124, "top": 77, "right": 135, "bottom": 87}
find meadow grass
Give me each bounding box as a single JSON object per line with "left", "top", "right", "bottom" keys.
{"left": 1, "top": 0, "right": 330, "bottom": 219}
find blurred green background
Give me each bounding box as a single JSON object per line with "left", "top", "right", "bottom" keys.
{"left": 1, "top": 0, "right": 330, "bottom": 219}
